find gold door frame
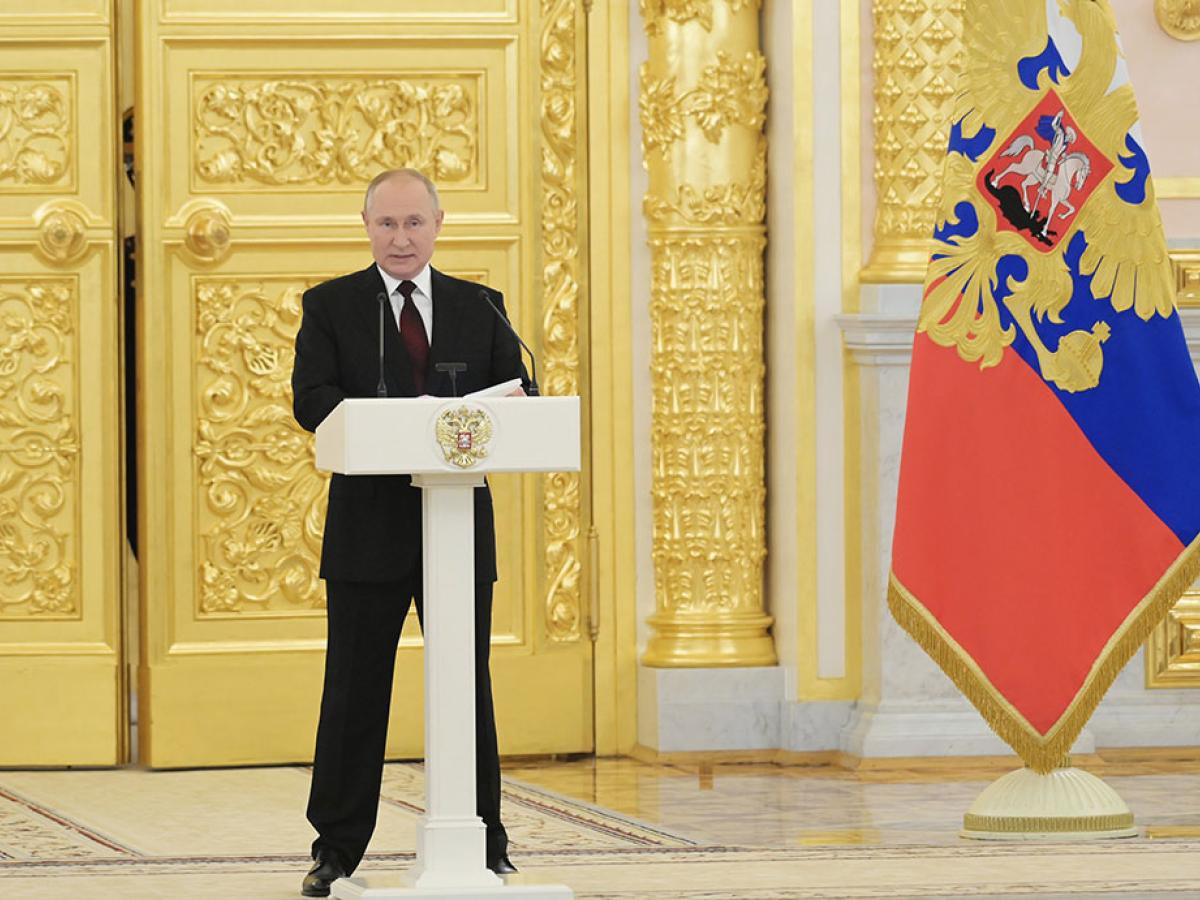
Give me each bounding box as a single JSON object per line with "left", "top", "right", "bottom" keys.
{"left": 0, "top": 0, "right": 126, "bottom": 765}
{"left": 133, "top": 0, "right": 630, "bottom": 766}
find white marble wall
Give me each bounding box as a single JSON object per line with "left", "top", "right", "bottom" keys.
{"left": 832, "top": 304, "right": 1030, "bottom": 757}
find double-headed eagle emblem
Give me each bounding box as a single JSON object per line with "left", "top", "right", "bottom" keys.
{"left": 434, "top": 404, "right": 494, "bottom": 469}
{"left": 922, "top": 0, "right": 1174, "bottom": 394}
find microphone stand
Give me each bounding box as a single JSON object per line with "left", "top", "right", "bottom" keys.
{"left": 478, "top": 289, "right": 540, "bottom": 396}
{"left": 435, "top": 362, "right": 467, "bottom": 397}
{"left": 376, "top": 291, "right": 388, "bottom": 398}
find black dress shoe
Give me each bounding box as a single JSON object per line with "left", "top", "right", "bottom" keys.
{"left": 301, "top": 849, "right": 346, "bottom": 897}
{"left": 487, "top": 853, "right": 518, "bottom": 875}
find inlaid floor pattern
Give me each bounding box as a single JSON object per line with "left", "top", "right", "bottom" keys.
{"left": 0, "top": 756, "right": 1198, "bottom": 898}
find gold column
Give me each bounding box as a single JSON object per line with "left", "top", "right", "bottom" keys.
{"left": 639, "top": 0, "right": 775, "bottom": 667}
{"left": 861, "top": 0, "right": 964, "bottom": 283}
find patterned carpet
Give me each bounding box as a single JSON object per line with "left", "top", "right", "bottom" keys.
{"left": 0, "top": 763, "right": 1198, "bottom": 898}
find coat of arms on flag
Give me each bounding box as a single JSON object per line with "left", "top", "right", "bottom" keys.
{"left": 890, "top": 0, "right": 1200, "bottom": 772}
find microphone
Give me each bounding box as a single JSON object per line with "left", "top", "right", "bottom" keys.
{"left": 435, "top": 361, "right": 467, "bottom": 397}
{"left": 376, "top": 291, "right": 388, "bottom": 398}
{"left": 478, "top": 289, "right": 540, "bottom": 396}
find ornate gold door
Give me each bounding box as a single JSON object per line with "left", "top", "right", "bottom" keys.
{"left": 0, "top": 1, "right": 125, "bottom": 765}
{"left": 135, "top": 0, "right": 593, "bottom": 766}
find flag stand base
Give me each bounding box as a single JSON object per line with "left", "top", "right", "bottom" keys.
{"left": 960, "top": 765, "right": 1137, "bottom": 841}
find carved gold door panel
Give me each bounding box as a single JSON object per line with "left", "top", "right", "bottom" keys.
{"left": 136, "top": 0, "right": 592, "bottom": 766}
{"left": 0, "top": 1, "right": 125, "bottom": 765}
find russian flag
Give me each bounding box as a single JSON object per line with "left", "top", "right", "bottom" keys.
{"left": 889, "top": 0, "right": 1200, "bottom": 771}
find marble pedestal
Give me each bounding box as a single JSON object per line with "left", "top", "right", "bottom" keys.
{"left": 638, "top": 666, "right": 784, "bottom": 752}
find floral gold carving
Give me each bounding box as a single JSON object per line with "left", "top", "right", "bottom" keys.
{"left": 643, "top": 141, "right": 767, "bottom": 226}
{"left": 641, "top": 0, "right": 764, "bottom": 35}
{"left": 640, "top": 0, "right": 776, "bottom": 666}
{"left": 1156, "top": 0, "right": 1200, "bottom": 40}
{"left": 0, "top": 77, "right": 71, "bottom": 188}
{"left": 641, "top": 51, "right": 767, "bottom": 158}
{"left": 647, "top": 234, "right": 769, "bottom": 606}
{"left": 863, "top": 0, "right": 965, "bottom": 282}
{"left": 194, "top": 278, "right": 327, "bottom": 615}
{"left": 0, "top": 279, "right": 79, "bottom": 619}
{"left": 35, "top": 201, "right": 89, "bottom": 266}
{"left": 193, "top": 76, "right": 479, "bottom": 188}
{"left": 541, "top": 0, "right": 584, "bottom": 643}
{"left": 181, "top": 200, "right": 233, "bottom": 265}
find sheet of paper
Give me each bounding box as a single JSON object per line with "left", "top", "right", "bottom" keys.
{"left": 464, "top": 377, "right": 523, "bottom": 399}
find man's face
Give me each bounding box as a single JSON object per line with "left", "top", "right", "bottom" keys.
{"left": 362, "top": 175, "right": 444, "bottom": 280}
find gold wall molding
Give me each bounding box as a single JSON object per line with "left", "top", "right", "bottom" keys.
{"left": 192, "top": 74, "right": 479, "bottom": 188}
{"left": 0, "top": 76, "right": 73, "bottom": 189}
{"left": 0, "top": 278, "right": 80, "bottom": 620}
{"left": 862, "top": 0, "right": 964, "bottom": 283}
{"left": 1174, "top": 251, "right": 1200, "bottom": 307}
{"left": 640, "top": 0, "right": 775, "bottom": 667}
{"left": 140, "top": 0, "right": 597, "bottom": 765}
{"left": 193, "top": 277, "right": 327, "bottom": 616}
{"left": 34, "top": 200, "right": 91, "bottom": 266}
{"left": 1156, "top": 0, "right": 1200, "bottom": 40}
{"left": 540, "top": 0, "right": 584, "bottom": 643}
{"left": 1146, "top": 588, "right": 1200, "bottom": 686}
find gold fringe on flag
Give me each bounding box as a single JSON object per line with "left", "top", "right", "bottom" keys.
{"left": 889, "top": 531, "right": 1200, "bottom": 772}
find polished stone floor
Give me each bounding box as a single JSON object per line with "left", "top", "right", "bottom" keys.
{"left": 0, "top": 754, "right": 1197, "bottom": 898}
{"left": 504, "top": 754, "right": 1200, "bottom": 849}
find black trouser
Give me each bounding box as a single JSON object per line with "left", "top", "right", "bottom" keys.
{"left": 306, "top": 576, "right": 506, "bottom": 874}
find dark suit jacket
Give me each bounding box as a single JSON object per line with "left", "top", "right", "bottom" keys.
{"left": 291, "top": 264, "right": 526, "bottom": 584}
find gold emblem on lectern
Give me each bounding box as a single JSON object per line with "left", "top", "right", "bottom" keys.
{"left": 434, "top": 405, "right": 494, "bottom": 468}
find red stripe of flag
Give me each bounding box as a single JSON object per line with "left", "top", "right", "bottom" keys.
{"left": 893, "top": 335, "right": 1184, "bottom": 734}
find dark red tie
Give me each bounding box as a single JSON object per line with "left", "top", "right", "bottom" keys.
{"left": 397, "top": 280, "right": 429, "bottom": 394}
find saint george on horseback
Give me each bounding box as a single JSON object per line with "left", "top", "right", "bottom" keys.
{"left": 989, "top": 108, "right": 1093, "bottom": 235}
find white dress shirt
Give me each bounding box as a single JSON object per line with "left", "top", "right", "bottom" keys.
{"left": 376, "top": 263, "right": 433, "bottom": 344}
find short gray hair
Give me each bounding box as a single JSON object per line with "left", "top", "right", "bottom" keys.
{"left": 363, "top": 168, "right": 440, "bottom": 213}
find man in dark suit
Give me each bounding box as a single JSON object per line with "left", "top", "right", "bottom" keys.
{"left": 291, "top": 168, "right": 524, "bottom": 897}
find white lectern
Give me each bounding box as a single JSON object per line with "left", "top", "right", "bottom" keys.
{"left": 316, "top": 396, "right": 578, "bottom": 900}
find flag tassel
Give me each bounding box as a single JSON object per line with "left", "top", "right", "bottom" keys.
{"left": 889, "top": 532, "right": 1200, "bottom": 773}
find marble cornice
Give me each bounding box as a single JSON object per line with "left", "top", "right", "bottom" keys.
{"left": 835, "top": 314, "right": 917, "bottom": 368}
{"left": 838, "top": 310, "right": 1200, "bottom": 368}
